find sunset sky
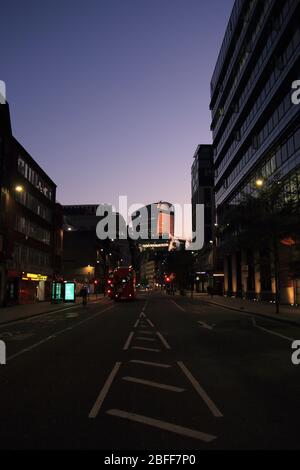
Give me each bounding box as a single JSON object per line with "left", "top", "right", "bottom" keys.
{"left": 1, "top": 0, "right": 233, "bottom": 227}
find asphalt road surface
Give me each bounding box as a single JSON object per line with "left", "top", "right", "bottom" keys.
{"left": 0, "top": 291, "right": 300, "bottom": 450}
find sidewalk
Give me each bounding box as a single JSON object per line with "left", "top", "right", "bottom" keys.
{"left": 0, "top": 294, "right": 105, "bottom": 326}
{"left": 182, "top": 292, "right": 300, "bottom": 327}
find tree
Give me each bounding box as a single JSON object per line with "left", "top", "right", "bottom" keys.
{"left": 218, "top": 176, "right": 299, "bottom": 313}
{"left": 140, "top": 276, "right": 148, "bottom": 287}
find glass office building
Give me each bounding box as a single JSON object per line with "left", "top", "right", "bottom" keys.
{"left": 211, "top": 0, "right": 300, "bottom": 303}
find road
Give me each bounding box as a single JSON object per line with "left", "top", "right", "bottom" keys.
{"left": 0, "top": 291, "right": 300, "bottom": 450}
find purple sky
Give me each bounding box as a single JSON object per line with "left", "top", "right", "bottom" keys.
{"left": 2, "top": 0, "right": 233, "bottom": 214}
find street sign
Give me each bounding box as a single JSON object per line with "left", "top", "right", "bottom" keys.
{"left": 51, "top": 282, "right": 63, "bottom": 303}
{"left": 64, "top": 282, "right": 75, "bottom": 302}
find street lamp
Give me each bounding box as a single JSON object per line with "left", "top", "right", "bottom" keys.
{"left": 255, "top": 178, "right": 264, "bottom": 188}
{"left": 15, "top": 185, "right": 23, "bottom": 192}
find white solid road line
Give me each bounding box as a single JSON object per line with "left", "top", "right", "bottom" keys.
{"left": 122, "top": 376, "right": 185, "bottom": 392}
{"left": 177, "top": 361, "right": 223, "bottom": 418}
{"left": 123, "top": 332, "right": 135, "bottom": 350}
{"left": 89, "top": 362, "right": 122, "bottom": 418}
{"left": 129, "top": 360, "right": 171, "bottom": 369}
{"left": 132, "top": 346, "right": 161, "bottom": 353}
{"left": 133, "top": 319, "right": 140, "bottom": 328}
{"left": 146, "top": 318, "right": 155, "bottom": 328}
{"left": 106, "top": 409, "right": 217, "bottom": 443}
{"left": 198, "top": 321, "right": 214, "bottom": 331}
{"left": 8, "top": 336, "right": 56, "bottom": 360}
{"left": 156, "top": 331, "right": 171, "bottom": 350}
{"left": 170, "top": 299, "right": 186, "bottom": 312}
{"left": 7, "top": 305, "right": 114, "bottom": 362}
{"left": 139, "top": 312, "right": 146, "bottom": 318}
{"left": 254, "top": 324, "right": 294, "bottom": 342}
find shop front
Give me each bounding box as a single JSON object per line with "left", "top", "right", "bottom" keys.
{"left": 6, "top": 271, "right": 51, "bottom": 304}
{"left": 20, "top": 273, "right": 50, "bottom": 303}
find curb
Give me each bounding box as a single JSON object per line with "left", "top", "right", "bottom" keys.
{"left": 0, "top": 296, "right": 106, "bottom": 328}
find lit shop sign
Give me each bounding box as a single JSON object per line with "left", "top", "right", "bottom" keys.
{"left": 22, "top": 273, "right": 48, "bottom": 281}
{"left": 142, "top": 243, "right": 169, "bottom": 249}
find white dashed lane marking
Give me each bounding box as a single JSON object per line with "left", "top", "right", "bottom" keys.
{"left": 177, "top": 361, "right": 223, "bottom": 418}
{"left": 89, "top": 362, "right": 122, "bottom": 418}
{"left": 122, "top": 376, "right": 185, "bottom": 393}
{"left": 129, "top": 360, "right": 172, "bottom": 369}
{"left": 106, "top": 409, "right": 217, "bottom": 443}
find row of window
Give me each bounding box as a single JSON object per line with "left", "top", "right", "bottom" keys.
{"left": 224, "top": 126, "right": 300, "bottom": 206}
{"left": 213, "top": 0, "right": 293, "bottom": 135}
{"left": 230, "top": 164, "right": 300, "bottom": 207}
{"left": 191, "top": 160, "right": 199, "bottom": 194}
{"left": 215, "top": 22, "right": 300, "bottom": 166}
{"left": 15, "top": 189, "right": 52, "bottom": 223}
{"left": 11, "top": 243, "right": 51, "bottom": 271}
{"left": 15, "top": 215, "right": 51, "bottom": 245}
{"left": 212, "top": 0, "right": 274, "bottom": 133}
{"left": 18, "top": 157, "right": 54, "bottom": 201}
{"left": 211, "top": 0, "right": 255, "bottom": 107}
{"left": 216, "top": 85, "right": 300, "bottom": 203}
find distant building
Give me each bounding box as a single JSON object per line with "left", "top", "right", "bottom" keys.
{"left": 131, "top": 201, "right": 175, "bottom": 284}
{"left": 62, "top": 204, "right": 131, "bottom": 292}
{"left": 191, "top": 145, "right": 223, "bottom": 293}
{"left": 0, "top": 103, "right": 62, "bottom": 305}
{"left": 191, "top": 144, "right": 214, "bottom": 244}
{"left": 131, "top": 201, "right": 174, "bottom": 247}
{"left": 140, "top": 260, "right": 156, "bottom": 287}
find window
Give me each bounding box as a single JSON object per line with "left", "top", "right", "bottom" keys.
{"left": 294, "top": 128, "right": 300, "bottom": 151}
{"left": 275, "top": 146, "right": 282, "bottom": 167}
{"left": 18, "top": 156, "right": 54, "bottom": 201}
{"left": 287, "top": 135, "right": 295, "bottom": 158}
{"left": 252, "top": 135, "right": 259, "bottom": 150}
{"left": 281, "top": 142, "right": 288, "bottom": 163}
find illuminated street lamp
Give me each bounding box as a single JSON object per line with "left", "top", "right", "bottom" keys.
{"left": 255, "top": 178, "right": 264, "bottom": 188}
{"left": 15, "top": 185, "right": 23, "bottom": 192}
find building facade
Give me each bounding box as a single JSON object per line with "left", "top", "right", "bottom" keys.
{"left": 131, "top": 201, "right": 175, "bottom": 285}
{"left": 211, "top": 0, "right": 300, "bottom": 303}
{"left": 191, "top": 144, "right": 214, "bottom": 244}
{"left": 0, "top": 103, "right": 13, "bottom": 304}
{"left": 0, "top": 103, "right": 62, "bottom": 305}
{"left": 62, "top": 204, "right": 131, "bottom": 293}
{"left": 191, "top": 144, "right": 223, "bottom": 292}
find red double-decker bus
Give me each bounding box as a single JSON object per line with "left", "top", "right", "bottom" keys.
{"left": 108, "top": 267, "right": 136, "bottom": 301}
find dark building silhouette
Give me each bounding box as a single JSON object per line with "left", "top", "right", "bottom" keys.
{"left": 0, "top": 103, "right": 62, "bottom": 305}
{"left": 191, "top": 144, "right": 214, "bottom": 244}
{"left": 62, "top": 204, "right": 131, "bottom": 293}
{"left": 191, "top": 144, "right": 222, "bottom": 292}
